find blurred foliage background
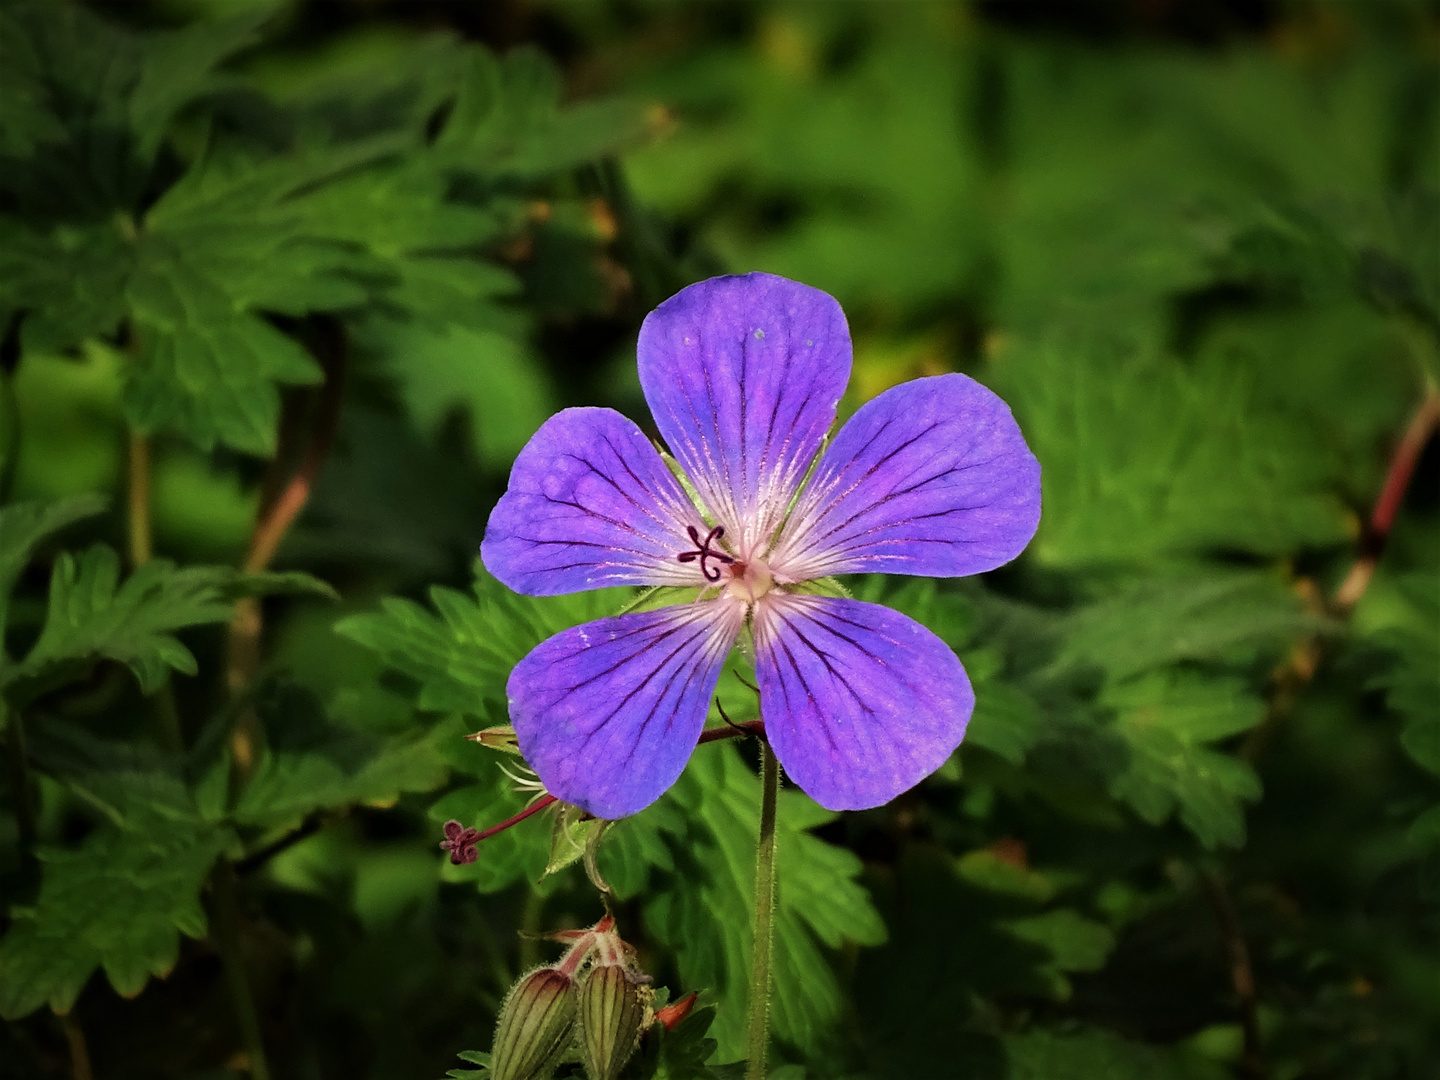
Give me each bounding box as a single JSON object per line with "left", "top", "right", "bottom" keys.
{"left": 1, "top": 0, "right": 1438, "bottom": 1078}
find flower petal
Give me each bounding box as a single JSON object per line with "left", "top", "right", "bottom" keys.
{"left": 482, "top": 407, "right": 710, "bottom": 595}
{"left": 769, "top": 374, "right": 1040, "bottom": 581}
{"left": 508, "top": 600, "right": 746, "bottom": 819}
{"left": 753, "top": 593, "right": 972, "bottom": 811}
{"left": 637, "top": 273, "right": 851, "bottom": 556}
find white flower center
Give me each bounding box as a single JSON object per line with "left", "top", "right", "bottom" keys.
{"left": 723, "top": 557, "right": 773, "bottom": 604}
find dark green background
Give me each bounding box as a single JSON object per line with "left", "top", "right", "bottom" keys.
{"left": 1, "top": 1, "right": 1437, "bottom": 1078}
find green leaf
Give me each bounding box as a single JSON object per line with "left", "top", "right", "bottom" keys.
{"left": 4, "top": 546, "right": 329, "bottom": 704}
{"left": 0, "top": 493, "right": 107, "bottom": 642}
{"left": 127, "top": 12, "right": 267, "bottom": 165}
{"left": 993, "top": 333, "right": 1350, "bottom": 567}
{"left": 232, "top": 683, "right": 450, "bottom": 827}
{"left": 335, "top": 565, "right": 625, "bottom": 721}
{"left": 643, "top": 743, "right": 885, "bottom": 1060}
{"left": 632, "top": 1003, "right": 742, "bottom": 1080}
{"left": 1005, "top": 1028, "right": 1229, "bottom": 1080}
{"left": 123, "top": 243, "right": 324, "bottom": 454}
{"left": 366, "top": 321, "right": 556, "bottom": 471}
{"left": 1001, "top": 909, "right": 1116, "bottom": 998}
{"left": 1054, "top": 571, "right": 1321, "bottom": 683}
{"left": 0, "top": 775, "right": 231, "bottom": 1018}
{"left": 1372, "top": 571, "right": 1440, "bottom": 778}
{"left": 1102, "top": 672, "right": 1265, "bottom": 849}
{"left": 434, "top": 48, "right": 650, "bottom": 178}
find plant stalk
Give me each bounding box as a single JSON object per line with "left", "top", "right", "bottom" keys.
{"left": 211, "top": 858, "right": 270, "bottom": 1080}
{"left": 57, "top": 1010, "right": 92, "bottom": 1080}
{"left": 0, "top": 362, "right": 19, "bottom": 505}
{"left": 2, "top": 699, "right": 36, "bottom": 860}
{"left": 227, "top": 318, "right": 347, "bottom": 776}
{"left": 127, "top": 431, "right": 152, "bottom": 568}
{"left": 745, "top": 740, "right": 780, "bottom": 1080}
{"left": 126, "top": 429, "right": 186, "bottom": 753}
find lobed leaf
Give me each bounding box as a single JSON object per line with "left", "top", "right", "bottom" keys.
{"left": 0, "top": 775, "right": 231, "bottom": 1018}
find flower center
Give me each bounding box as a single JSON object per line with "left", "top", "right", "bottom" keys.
{"left": 723, "top": 557, "right": 773, "bottom": 603}
{"left": 676, "top": 524, "right": 735, "bottom": 583}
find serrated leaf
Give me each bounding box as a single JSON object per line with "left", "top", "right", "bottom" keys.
{"left": 0, "top": 493, "right": 107, "bottom": 640}
{"left": 1055, "top": 571, "right": 1321, "bottom": 683}
{"left": 643, "top": 743, "right": 885, "bottom": 1060}
{"left": 123, "top": 242, "right": 323, "bottom": 454}
{"left": 1005, "top": 1028, "right": 1229, "bottom": 1080}
{"left": 993, "top": 333, "right": 1349, "bottom": 567}
{"left": 1371, "top": 571, "right": 1440, "bottom": 778}
{"left": 335, "top": 565, "right": 625, "bottom": 720}
{"left": 1001, "top": 909, "right": 1115, "bottom": 998}
{"left": 232, "top": 683, "right": 449, "bottom": 827}
{"left": 128, "top": 12, "right": 267, "bottom": 165}
{"left": 434, "top": 48, "right": 649, "bottom": 178}
{"left": 4, "top": 546, "right": 326, "bottom": 704}
{"left": 630, "top": 1003, "right": 741, "bottom": 1080}
{"left": 0, "top": 775, "right": 231, "bottom": 1018}
{"left": 1102, "top": 672, "right": 1265, "bottom": 849}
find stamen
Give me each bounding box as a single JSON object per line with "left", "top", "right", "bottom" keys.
{"left": 676, "top": 524, "right": 735, "bottom": 582}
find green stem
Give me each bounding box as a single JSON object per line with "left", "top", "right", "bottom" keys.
{"left": 57, "top": 1009, "right": 93, "bottom": 1080}
{"left": 211, "top": 859, "right": 270, "bottom": 1080}
{"left": 0, "top": 363, "right": 18, "bottom": 505}
{"left": 3, "top": 699, "right": 36, "bottom": 860}
{"left": 126, "top": 429, "right": 185, "bottom": 753}
{"left": 746, "top": 741, "right": 780, "bottom": 1080}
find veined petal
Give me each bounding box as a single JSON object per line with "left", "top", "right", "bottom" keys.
{"left": 482, "top": 407, "right": 709, "bottom": 596}
{"left": 769, "top": 374, "right": 1040, "bottom": 581}
{"left": 508, "top": 600, "right": 746, "bottom": 819}
{"left": 753, "top": 593, "right": 972, "bottom": 811}
{"left": 637, "top": 273, "right": 851, "bottom": 556}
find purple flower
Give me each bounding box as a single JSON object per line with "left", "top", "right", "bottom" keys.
{"left": 482, "top": 273, "right": 1040, "bottom": 819}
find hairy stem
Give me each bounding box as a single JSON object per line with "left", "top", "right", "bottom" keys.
{"left": 211, "top": 858, "right": 270, "bottom": 1080}
{"left": 745, "top": 741, "right": 780, "bottom": 1080}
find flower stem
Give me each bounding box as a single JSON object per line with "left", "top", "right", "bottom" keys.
{"left": 2, "top": 699, "right": 36, "bottom": 862}
{"left": 126, "top": 431, "right": 152, "bottom": 568}
{"left": 1334, "top": 388, "right": 1440, "bottom": 612}
{"left": 211, "top": 858, "right": 270, "bottom": 1080}
{"left": 0, "top": 359, "right": 19, "bottom": 505}
{"left": 745, "top": 740, "right": 780, "bottom": 1080}
{"left": 127, "top": 430, "right": 186, "bottom": 754}
{"left": 57, "top": 1010, "right": 92, "bottom": 1080}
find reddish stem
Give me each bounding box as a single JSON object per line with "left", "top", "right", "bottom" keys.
{"left": 476, "top": 794, "right": 558, "bottom": 841}
{"left": 699, "top": 719, "right": 765, "bottom": 743}
{"left": 1335, "top": 390, "right": 1440, "bottom": 611}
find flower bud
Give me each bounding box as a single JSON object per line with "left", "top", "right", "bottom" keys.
{"left": 491, "top": 966, "right": 578, "bottom": 1080}
{"left": 578, "top": 964, "right": 653, "bottom": 1080}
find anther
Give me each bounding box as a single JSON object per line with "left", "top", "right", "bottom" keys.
{"left": 676, "top": 524, "right": 735, "bottom": 582}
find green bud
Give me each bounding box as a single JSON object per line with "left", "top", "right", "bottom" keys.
{"left": 491, "top": 967, "right": 578, "bottom": 1080}
{"left": 578, "top": 964, "right": 653, "bottom": 1080}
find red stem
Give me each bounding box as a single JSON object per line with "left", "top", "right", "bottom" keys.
{"left": 476, "top": 794, "right": 558, "bottom": 841}
{"left": 1335, "top": 390, "right": 1440, "bottom": 611}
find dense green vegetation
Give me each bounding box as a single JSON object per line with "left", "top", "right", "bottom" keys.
{"left": 1, "top": 1, "right": 1437, "bottom": 1078}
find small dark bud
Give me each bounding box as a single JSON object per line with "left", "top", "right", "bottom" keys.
{"left": 491, "top": 967, "right": 578, "bottom": 1080}
{"left": 578, "top": 963, "right": 653, "bottom": 1080}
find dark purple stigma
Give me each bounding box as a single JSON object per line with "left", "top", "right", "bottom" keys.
{"left": 676, "top": 524, "right": 735, "bottom": 583}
